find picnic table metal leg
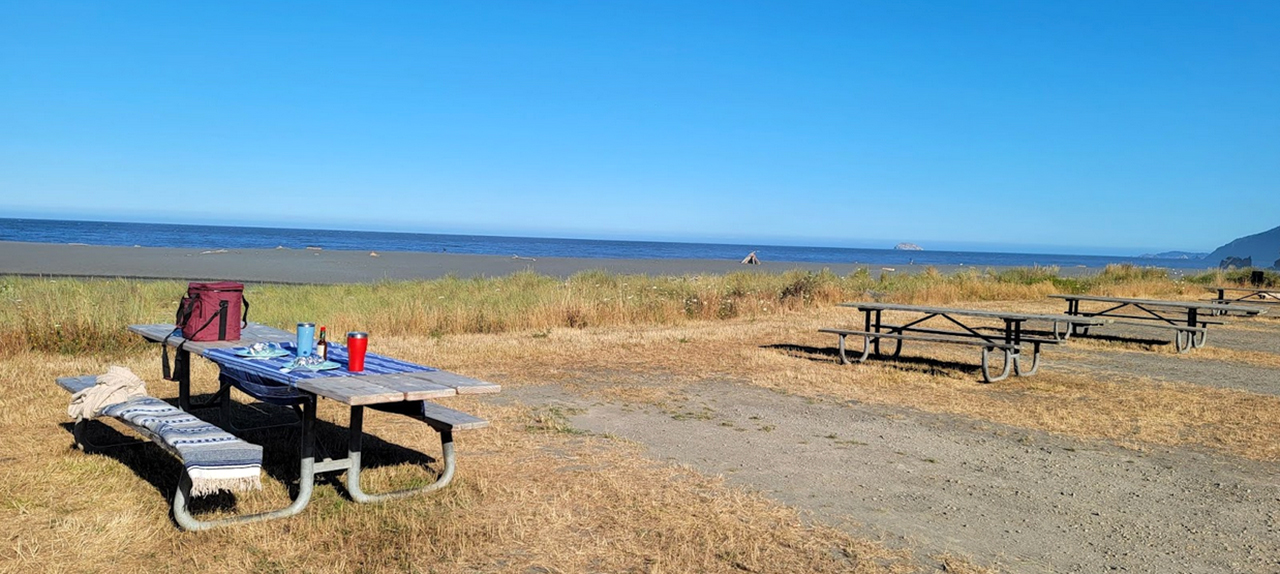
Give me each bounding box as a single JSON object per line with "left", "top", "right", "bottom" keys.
{"left": 1184, "top": 308, "right": 1208, "bottom": 348}
{"left": 71, "top": 419, "right": 88, "bottom": 449}
{"left": 980, "top": 347, "right": 1012, "bottom": 383}
{"left": 344, "top": 406, "right": 457, "bottom": 504}
{"left": 174, "top": 347, "right": 224, "bottom": 411}
{"left": 215, "top": 378, "right": 302, "bottom": 433}
{"left": 872, "top": 310, "right": 883, "bottom": 355}
{"left": 1174, "top": 330, "right": 1193, "bottom": 353}
{"left": 70, "top": 419, "right": 147, "bottom": 451}
{"left": 1064, "top": 301, "right": 1091, "bottom": 337}
{"left": 172, "top": 396, "right": 318, "bottom": 531}
{"left": 835, "top": 333, "right": 872, "bottom": 365}
{"left": 175, "top": 348, "right": 192, "bottom": 411}
{"left": 1013, "top": 342, "right": 1041, "bottom": 376}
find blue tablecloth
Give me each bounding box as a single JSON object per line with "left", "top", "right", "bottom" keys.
{"left": 204, "top": 343, "right": 437, "bottom": 405}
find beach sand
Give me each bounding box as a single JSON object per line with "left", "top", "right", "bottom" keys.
{"left": 0, "top": 241, "right": 1191, "bottom": 284}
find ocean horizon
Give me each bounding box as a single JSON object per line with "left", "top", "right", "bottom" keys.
{"left": 0, "top": 218, "right": 1215, "bottom": 270}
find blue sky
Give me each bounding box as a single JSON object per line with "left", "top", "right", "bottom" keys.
{"left": 2, "top": 1, "right": 1277, "bottom": 255}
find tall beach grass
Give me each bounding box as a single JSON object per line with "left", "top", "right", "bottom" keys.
{"left": 0, "top": 264, "right": 1199, "bottom": 356}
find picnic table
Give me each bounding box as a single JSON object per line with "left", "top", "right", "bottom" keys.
{"left": 123, "top": 322, "right": 499, "bottom": 530}
{"left": 1205, "top": 286, "right": 1280, "bottom": 308}
{"left": 822, "top": 303, "right": 1109, "bottom": 383}
{"left": 1049, "top": 294, "right": 1264, "bottom": 353}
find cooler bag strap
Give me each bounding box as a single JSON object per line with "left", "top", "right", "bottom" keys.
{"left": 241, "top": 293, "right": 250, "bottom": 328}
{"left": 163, "top": 297, "right": 196, "bottom": 381}
{"left": 185, "top": 306, "right": 225, "bottom": 341}
{"left": 162, "top": 305, "right": 225, "bottom": 380}
{"left": 217, "top": 300, "right": 229, "bottom": 340}
{"left": 161, "top": 333, "right": 187, "bottom": 381}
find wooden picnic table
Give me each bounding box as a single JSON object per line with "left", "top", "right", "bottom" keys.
{"left": 824, "top": 303, "right": 1109, "bottom": 383}
{"left": 1049, "top": 294, "right": 1265, "bottom": 353}
{"left": 128, "top": 323, "right": 498, "bottom": 529}
{"left": 1206, "top": 286, "right": 1280, "bottom": 307}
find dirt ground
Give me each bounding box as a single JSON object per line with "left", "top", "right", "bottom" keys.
{"left": 494, "top": 315, "right": 1280, "bottom": 573}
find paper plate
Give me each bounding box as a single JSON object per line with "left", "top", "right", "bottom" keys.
{"left": 235, "top": 348, "right": 290, "bottom": 359}
{"left": 295, "top": 360, "right": 341, "bottom": 371}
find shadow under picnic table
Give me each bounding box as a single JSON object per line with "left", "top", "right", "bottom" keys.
{"left": 762, "top": 343, "right": 992, "bottom": 379}
{"left": 1063, "top": 332, "right": 1171, "bottom": 350}
{"left": 59, "top": 403, "right": 445, "bottom": 522}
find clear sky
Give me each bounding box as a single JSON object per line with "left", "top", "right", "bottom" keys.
{"left": 2, "top": 2, "right": 1277, "bottom": 255}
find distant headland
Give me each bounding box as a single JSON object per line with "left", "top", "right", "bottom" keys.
{"left": 1204, "top": 225, "right": 1280, "bottom": 269}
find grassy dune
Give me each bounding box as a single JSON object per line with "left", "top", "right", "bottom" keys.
{"left": 0, "top": 264, "right": 1184, "bottom": 357}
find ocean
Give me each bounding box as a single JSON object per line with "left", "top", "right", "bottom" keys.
{"left": 0, "top": 218, "right": 1213, "bottom": 269}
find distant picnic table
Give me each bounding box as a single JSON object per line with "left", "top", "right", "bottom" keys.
{"left": 1049, "top": 294, "right": 1264, "bottom": 353}
{"left": 1205, "top": 286, "right": 1280, "bottom": 308}
{"left": 822, "top": 303, "right": 1109, "bottom": 383}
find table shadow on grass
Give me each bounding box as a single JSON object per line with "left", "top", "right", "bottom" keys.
{"left": 762, "top": 342, "right": 1002, "bottom": 383}
{"left": 1066, "top": 332, "right": 1171, "bottom": 351}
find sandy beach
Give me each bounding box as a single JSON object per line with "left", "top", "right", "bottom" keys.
{"left": 0, "top": 241, "right": 1201, "bottom": 284}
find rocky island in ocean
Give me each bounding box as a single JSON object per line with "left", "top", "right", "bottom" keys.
{"left": 894, "top": 243, "right": 924, "bottom": 251}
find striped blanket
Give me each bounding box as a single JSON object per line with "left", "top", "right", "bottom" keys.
{"left": 204, "top": 342, "right": 435, "bottom": 387}
{"left": 100, "top": 397, "right": 263, "bottom": 496}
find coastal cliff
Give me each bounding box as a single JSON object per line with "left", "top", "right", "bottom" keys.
{"left": 1207, "top": 225, "right": 1280, "bottom": 268}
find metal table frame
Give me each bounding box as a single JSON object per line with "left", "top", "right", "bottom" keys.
{"left": 172, "top": 394, "right": 459, "bottom": 530}
{"left": 835, "top": 303, "right": 1106, "bottom": 383}
{"left": 1207, "top": 286, "right": 1280, "bottom": 307}
{"left": 1050, "top": 295, "right": 1263, "bottom": 353}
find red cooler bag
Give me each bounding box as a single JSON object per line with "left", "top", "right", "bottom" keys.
{"left": 176, "top": 281, "right": 249, "bottom": 341}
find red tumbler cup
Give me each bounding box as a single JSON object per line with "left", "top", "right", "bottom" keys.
{"left": 347, "top": 331, "right": 368, "bottom": 372}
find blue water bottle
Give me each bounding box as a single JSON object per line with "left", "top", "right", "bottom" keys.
{"left": 296, "top": 322, "right": 316, "bottom": 357}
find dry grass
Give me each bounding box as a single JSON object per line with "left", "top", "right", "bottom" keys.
{"left": 1, "top": 269, "right": 1267, "bottom": 573}
{"left": 1, "top": 349, "right": 940, "bottom": 574}
{"left": 0, "top": 264, "right": 1191, "bottom": 357}
{"left": 392, "top": 306, "right": 1280, "bottom": 462}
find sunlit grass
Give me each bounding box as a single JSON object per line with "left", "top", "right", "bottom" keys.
{"left": 1, "top": 265, "right": 1267, "bottom": 573}
{"left": 0, "top": 264, "right": 1204, "bottom": 356}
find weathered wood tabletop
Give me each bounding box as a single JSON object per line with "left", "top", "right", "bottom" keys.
{"left": 1048, "top": 294, "right": 1265, "bottom": 316}
{"left": 840, "top": 302, "right": 1112, "bottom": 325}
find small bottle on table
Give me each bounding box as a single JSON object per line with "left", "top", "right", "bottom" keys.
{"left": 316, "top": 326, "right": 328, "bottom": 361}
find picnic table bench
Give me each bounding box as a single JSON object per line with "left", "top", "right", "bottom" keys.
{"left": 58, "top": 374, "right": 267, "bottom": 504}
{"left": 1049, "top": 294, "right": 1264, "bottom": 353}
{"left": 60, "top": 323, "right": 499, "bottom": 530}
{"left": 1205, "top": 286, "right": 1280, "bottom": 308}
{"left": 822, "top": 303, "right": 1109, "bottom": 383}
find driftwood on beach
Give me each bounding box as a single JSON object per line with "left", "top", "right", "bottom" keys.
{"left": 741, "top": 251, "right": 760, "bottom": 265}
